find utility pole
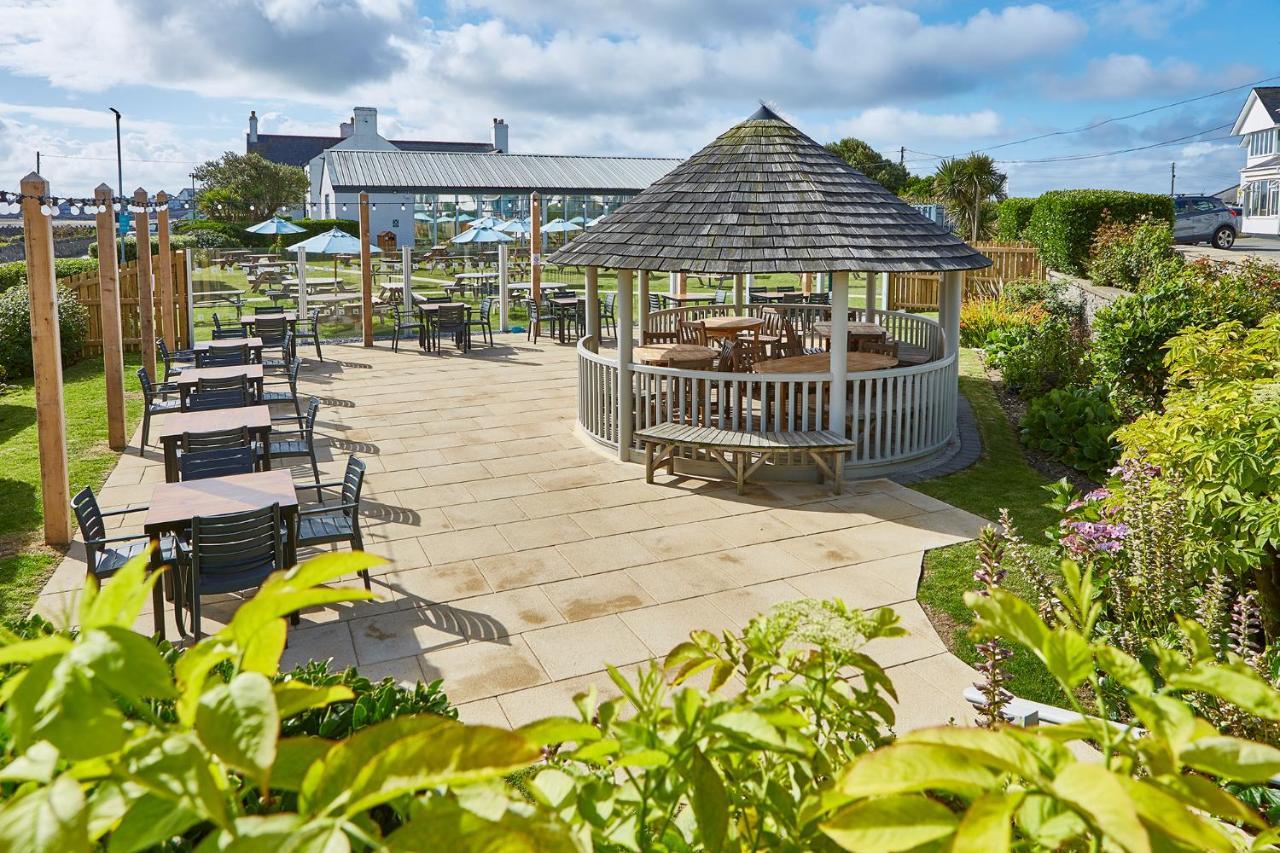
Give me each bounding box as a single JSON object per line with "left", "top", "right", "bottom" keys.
{"left": 109, "top": 108, "right": 124, "bottom": 266}
{"left": 899, "top": 146, "right": 905, "bottom": 167}
{"left": 35, "top": 151, "right": 39, "bottom": 172}
{"left": 1170, "top": 162, "right": 1176, "bottom": 196}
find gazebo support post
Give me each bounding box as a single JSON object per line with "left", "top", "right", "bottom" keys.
{"left": 95, "top": 184, "right": 126, "bottom": 452}
{"left": 23, "top": 173, "right": 70, "bottom": 545}
{"left": 829, "top": 271, "right": 850, "bottom": 434}
{"left": 879, "top": 272, "right": 890, "bottom": 312}
{"left": 802, "top": 272, "right": 812, "bottom": 297}
{"left": 678, "top": 271, "right": 687, "bottom": 295}
{"left": 585, "top": 265, "right": 599, "bottom": 352}
{"left": 864, "top": 272, "right": 876, "bottom": 321}
{"left": 744, "top": 272, "right": 754, "bottom": 305}
{"left": 498, "top": 243, "right": 510, "bottom": 332}
{"left": 733, "top": 274, "right": 744, "bottom": 315}
{"left": 400, "top": 245, "right": 413, "bottom": 307}
{"left": 638, "top": 271, "right": 650, "bottom": 344}
{"left": 297, "top": 248, "right": 308, "bottom": 317}
{"left": 940, "top": 269, "right": 962, "bottom": 356}
{"left": 668, "top": 271, "right": 677, "bottom": 297}
{"left": 359, "top": 191, "right": 373, "bottom": 347}
{"left": 133, "top": 188, "right": 156, "bottom": 376}
{"left": 616, "top": 269, "right": 634, "bottom": 461}
{"left": 530, "top": 193, "right": 542, "bottom": 304}
{"left": 155, "top": 191, "right": 174, "bottom": 350}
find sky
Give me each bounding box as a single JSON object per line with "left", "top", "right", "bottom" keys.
{"left": 0, "top": 0, "right": 1273, "bottom": 200}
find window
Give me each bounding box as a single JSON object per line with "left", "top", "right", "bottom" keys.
{"left": 1245, "top": 180, "right": 1279, "bottom": 217}
{"left": 1193, "top": 199, "right": 1219, "bottom": 212}
{"left": 1248, "top": 128, "right": 1277, "bottom": 157}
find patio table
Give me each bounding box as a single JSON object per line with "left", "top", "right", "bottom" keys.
{"left": 701, "top": 316, "right": 764, "bottom": 340}
{"left": 658, "top": 292, "right": 714, "bottom": 306}
{"left": 175, "top": 364, "right": 264, "bottom": 410}
{"left": 633, "top": 343, "right": 719, "bottom": 368}
{"left": 813, "top": 321, "right": 888, "bottom": 349}
{"left": 751, "top": 291, "right": 801, "bottom": 303}
{"left": 144, "top": 469, "right": 299, "bottom": 639}
{"left": 753, "top": 352, "right": 897, "bottom": 374}
{"left": 195, "top": 336, "right": 263, "bottom": 363}
{"left": 548, "top": 296, "right": 585, "bottom": 343}
{"left": 156, "top": 405, "right": 272, "bottom": 482}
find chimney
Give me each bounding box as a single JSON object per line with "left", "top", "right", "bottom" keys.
{"left": 352, "top": 107, "right": 378, "bottom": 140}
{"left": 492, "top": 117, "right": 508, "bottom": 153}
{"left": 248, "top": 110, "right": 258, "bottom": 144}
{"left": 339, "top": 116, "right": 353, "bottom": 139}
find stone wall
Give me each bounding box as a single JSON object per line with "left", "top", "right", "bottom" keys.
{"left": 1049, "top": 270, "right": 1128, "bottom": 327}
{"left": 0, "top": 236, "right": 95, "bottom": 263}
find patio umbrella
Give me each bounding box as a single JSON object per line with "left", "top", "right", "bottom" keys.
{"left": 413, "top": 212, "right": 434, "bottom": 222}
{"left": 498, "top": 219, "right": 533, "bottom": 235}
{"left": 568, "top": 216, "right": 587, "bottom": 225}
{"left": 450, "top": 226, "right": 514, "bottom": 244}
{"left": 286, "top": 227, "right": 382, "bottom": 288}
{"left": 470, "top": 216, "right": 504, "bottom": 230}
{"left": 542, "top": 218, "right": 582, "bottom": 234}
{"left": 586, "top": 215, "right": 607, "bottom": 227}
{"left": 245, "top": 216, "right": 306, "bottom": 235}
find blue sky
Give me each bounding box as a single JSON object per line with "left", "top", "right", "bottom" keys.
{"left": 0, "top": 0, "right": 1272, "bottom": 198}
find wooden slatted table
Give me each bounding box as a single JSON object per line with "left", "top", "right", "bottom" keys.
{"left": 635, "top": 423, "right": 856, "bottom": 495}
{"left": 156, "top": 405, "right": 273, "bottom": 482}
{"left": 701, "top": 316, "right": 764, "bottom": 340}
{"left": 633, "top": 343, "right": 719, "bottom": 367}
{"left": 174, "top": 364, "right": 264, "bottom": 410}
{"left": 752, "top": 352, "right": 897, "bottom": 374}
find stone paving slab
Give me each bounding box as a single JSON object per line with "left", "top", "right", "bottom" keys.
{"left": 41, "top": 333, "right": 987, "bottom": 731}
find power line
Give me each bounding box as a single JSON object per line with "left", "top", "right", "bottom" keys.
{"left": 997, "top": 125, "right": 1234, "bottom": 165}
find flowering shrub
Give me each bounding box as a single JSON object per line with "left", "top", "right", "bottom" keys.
{"left": 958, "top": 295, "right": 1045, "bottom": 347}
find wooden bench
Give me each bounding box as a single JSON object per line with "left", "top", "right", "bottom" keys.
{"left": 635, "top": 423, "right": 856, "bottom": 495}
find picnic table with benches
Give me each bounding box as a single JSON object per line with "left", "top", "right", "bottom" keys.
{"left": 635, "top": 423, "right": 856, "bottom": 495}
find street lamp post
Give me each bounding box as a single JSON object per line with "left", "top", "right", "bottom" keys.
{"left": 109, "top": 108, "right": 124, "bottom": 266}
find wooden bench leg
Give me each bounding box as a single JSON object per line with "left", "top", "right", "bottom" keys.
{"left": 645, "top": 441, "right": 655, "bottom": 484}
{"left": 833, "top": 450, "right": 844, "bottom": 495}
{"left": 667, "top": 442, "right": 676, "bottom": 476}
{"left": 735, "top": 452, "right": 746, "bottom": 495}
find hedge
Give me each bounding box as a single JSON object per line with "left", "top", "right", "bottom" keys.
{"left": 173, "top": 218, "right": 359, "bottom": 248}
{"left": 0, "top": 258, "right": 99, "bottom": 292}
{"left": 1023, "top": 189, "right": 1174, "bottom": 276}
{"left": 88, "top": 234, "right": 198, "bottom": 261}
{"left": 996, "top": 197, "right": 1037, "bottom": 240}
{"left": 0, "top": 284, "right": 89, "bottom": 378}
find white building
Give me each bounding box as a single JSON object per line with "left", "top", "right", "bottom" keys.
{"left": 1233, "top": 87, "right": 1280, "bottom": 236}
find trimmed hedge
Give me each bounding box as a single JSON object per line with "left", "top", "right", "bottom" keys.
{"left": 88, "top": 234, "right": 198, "bottom": 261}
{"left": 0, "top": 258, "right": 99, "bottom": 292}
{"left": 173, "top": 218, "right": 359, "bottom": 248}
{"left": 0, "top": 284, "right": 89, "bottom": 377}
{"left": 996, "top": 197, "right": 1037, "bottom": 240}
{"left": 1023, "top": 189, "right": 1174, "bottom": 276}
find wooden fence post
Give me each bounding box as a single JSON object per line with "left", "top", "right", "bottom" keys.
{"left": 95, "top": 184, "right": 126, "bottom": 451}
{"left": 133, "top": 188, "right": 156, "bottom": 375}
{"left": 154, "top": 191, "right": 174, "bottom": 351}
{"left": 358, "top": 192, "right": 373, "bottom": 347}
{"left": 22, "top": 173, "right": 70, "bottom": 545}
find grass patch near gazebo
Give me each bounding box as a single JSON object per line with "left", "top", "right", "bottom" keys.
{"left": 914, "top": 349, "right": 1064, "bottom": 706}
{"left": 0, "top": 355, "right": 142, "bottom": 623}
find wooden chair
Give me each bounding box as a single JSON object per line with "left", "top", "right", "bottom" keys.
{"left": 678, "top": 320, "right": 707, "bottom": 346}
{"left": 755, "top": 308, "right": 785, "bottom": 358}
{"left": 858, "top": 339, "right": 900, "bottom": 361}
{"left": 295, "top": 455, "right": 370, "bottom": 590}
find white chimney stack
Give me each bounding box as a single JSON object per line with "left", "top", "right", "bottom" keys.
{"left": 248, "top": 110, "right": 258, "bottom": 143}
{"left": 353, "top": 107, "right": 378, "bottom": 140}
{"left": 339, "top": 116, "right": 353, "bottom": 139}
{"left": 492, "top": 117, "right": 508, "bottom": 153}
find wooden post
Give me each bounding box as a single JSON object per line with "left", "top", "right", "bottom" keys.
{"left": 733, "top": 273, "right": 744, "bottom": 315}
{"left": 95, "top": 184, "right": 126, "bottom": 451}
{"left": 638, "top": 270, "right": 650, "bottom": 343}
{"left": 154, "top": 191, "right": 174, "bottom": 350}
{"left": 359, "top": 191, "right": 373, "bottom": 347}
{"left": 530, "top": 192, "right": 542, "bottom": 304}
{"left": 677, "top": 271, "right": 687, "bottom": 296}
{"left": 864, "top": 271, "right": 876, "bottom": 321}
{"left": 183, "top": 249, "right": 195, "bottom": 347}
{"left": 616, "top": 269, "right": 634, "bottom": 461}
{"left": 585, "top": 266, "right": 599, "bottom": 351}
{"left": 22, "top": 173, "right": 70, "bottom": 545}
{"left": 829, "top": 271, "right": 850, "bottom": 434}
{"left": 802, "top": 272, "right": 812, "bottom": 297}
{"left": 133, "top": 188, "right": 156, "bottom": 376}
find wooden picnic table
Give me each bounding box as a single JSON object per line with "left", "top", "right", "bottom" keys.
{"left": 144, "top": 469, "right": 299, "bottom": 639}
{"left": 658, "top": 292, "right": 714, "bottom": 306}
{"left": 701, "top": 316, "right": 765, "bottom": 339}
{"left": 175, "top": 364, "right": 264, "bottom": 410}
{"left": 156, "top": 405, "right": 272, "bottom": 483}
{"left": 633, "top": 343, "right": 719, "bottom": 367}
{"left": 752, "top": 352, "right": 897, "bottom": 374}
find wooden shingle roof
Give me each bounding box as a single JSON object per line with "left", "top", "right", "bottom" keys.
{"left": 547, "top": 105, "right": 991, "bottom": 274}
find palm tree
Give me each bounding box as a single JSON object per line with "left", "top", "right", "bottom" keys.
{"left": 934, "top": 154, "right": 1007, "bottom": 242}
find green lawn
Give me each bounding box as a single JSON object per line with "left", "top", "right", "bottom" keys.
{"left": 0, "top": 355, "right": 142, "bottom": 623}
{"left": 913, "top": 349, "right": 1065, "bottom": 705}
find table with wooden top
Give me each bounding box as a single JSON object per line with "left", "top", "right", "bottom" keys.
{"left": 701, "top": 315, "right": 765, "bottom": 340}
{"left": 144, "top": 468, "right": 299, "bottom": 639}
{"left": 547, "top": 296, "right": 586, "bottom": 343}
{"left": 658, "top": 292, "right": 715, "bottom": 306}
{"left": 157, "top": 405, "right": 273, "bottom": 482}
{"left": 174, "top": 364, "right": 265, "bottom": 410}
{"left": 752, "top": 352, "right": 897, "bottom": 374}
{"left": 812, "top": 321, "right": 889, "bottom": 349}
{"left": 195, "top": 336, "right": 263, "bottom": 364}
{"left": 633, "top": 343, "right": 719, "bottom": 368}
{"left": 750, "top": 291, "right": 802, "bottom": 303}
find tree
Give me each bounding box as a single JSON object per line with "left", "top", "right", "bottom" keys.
{"left": 191, "top": 151, "right": 308, "bottom": 222}
{"left": 824, "top": 137, "right": 909, "bottom": 193}
{"left": 899, "top": 173, "right": 937, "bottom": 203}
{"left": 934, "top": 153, "right": 1007, "bottom": 242}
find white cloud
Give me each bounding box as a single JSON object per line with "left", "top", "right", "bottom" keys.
{"left": 1094, "top": 0, "right": 1205, "bottom": 39}
{"left": 1055, "top": 54, "right": 1259, "bottom": 100}
{"left": 831, "top": 107, "right": 1002, "bottom": 143}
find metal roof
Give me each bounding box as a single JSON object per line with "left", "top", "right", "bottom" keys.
{"left": 249, "top": 135, "right": 495, "bottom": 168}
{"left": 547, "top": 105, "right": 991, "bottom": 274}
{"left": 325, "top": 149, "right": 680, "bottom": 195}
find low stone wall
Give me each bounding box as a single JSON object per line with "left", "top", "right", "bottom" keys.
{"left": 0, "top": 236, "right": 95, "bottom": 263}
{"left": 1049, "top": 270, "right": 1128, "bottom": 327}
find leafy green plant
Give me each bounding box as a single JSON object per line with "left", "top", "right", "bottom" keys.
{"left": 996, "top": 196, "right": 1037, "bottom": 240}
{"left": 986, "top": 315, "right": 1091, "bottom": 399}
{"left": 960, "top": 296, "right": 1045, "bottom": 348}
{"left": 1020, "top": 387, "right": 1121, "bottom": 479}
{"left": 1024, "top": 189, "right": 1174, "bottom": 275}
{"left": 1086, "top": 215, "right": 1183, "bottom": 290}
{"left": 273, "top": 659, "right": 455, "bottom": 739}
{"left": 0, "top": 283, "right": 88, "bottom": 377}
{"left": 0, "top": 258, "right": 99, "bottom": 292}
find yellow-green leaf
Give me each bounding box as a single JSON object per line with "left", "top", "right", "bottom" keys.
{"left": 1050, "top": 763, "right": 1150, "bottom": 853}
{"left": 273, "top": 684, "right": 355, "bottom": 720}
{"left": 821, "top": 795, "right": 957, "bottom": 852}
{"left": 1121, "top": 778, "right": 1235, "bottom": 853}
{"left": 271, "top": 738, "right": 335, "bottom": 793}
{"left": 196, "top": 672, "right": 278, "bottom": 790}
{"left": 1168, "top": 666, "right": 1280, "bottom": 720}
{"left": 901, "top": 726, "right": 1045, "bottom": 781}
{"left": 688, "top": 748, "right": 727, "bottom": 853}
{"left": 1181, "top": 736, "right": 1280, "bottom": 783}
{"left": 952, "top": 791, "right": 1023, "bottom": 853}
{"left": 836, "top": 743, "right": 998, "bottom": 799}
{"left": 0, "top": 773, "right": 88, "bottom": 853}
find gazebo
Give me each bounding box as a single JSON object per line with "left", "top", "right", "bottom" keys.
{"left": 549, "top": 105, "right": 990, "bottom": 479}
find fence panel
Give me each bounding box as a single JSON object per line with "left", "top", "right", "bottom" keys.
{"left": 888, "top": 241, "right": 1045, "bottom": 310}
{"left": 65, "top": 250, "right": 187, "bottom": 355}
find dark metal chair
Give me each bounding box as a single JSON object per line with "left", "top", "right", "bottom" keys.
{"left": 431, "top": 304, "right": 469, "bottom": 353}
{"left": 254, "top": 306, "right": 285, "bottom": 315}
{"left": 391, "top": 304, "right": 426, "bottom": 353}
{"left": 179, "top": 426, "right": 259, "bottom": 474}
{"left": 137, "top": 367, "right": 179, "bottom": 453}
{"left": 71, "top": 486, "right": 178, "bottom": 585}
{"left": 187, "top": 375, "right": 253, "bottom": 412}
{"left": 713, "top": 289, "right": 731, "bottom": 305}
{"left": 179, "top": 445, "right": 257, "bottom": 481}
{"left": 423, "top": 294, "right": 452, "bottom": 304}
{"left": 156, "top": 337, "right": 194, "bottom": 382}
{"left": 648, "top": 293, "right": 663, "bottom": 312}
{"left": 468, "top": 297, "right": 495, "bottom": 347}
{"left": 261, "top": 357, "right": 304, "bottom": 424}
{"left": 525, "top": 299, "right": 553, "bottom": 342}
{"left": 179, "top": 504, "right": 291, "bottom": 640}
{"left": 294, "top": 308, "right": 323, "bottom": 362}
{"left": 269, "top": 397, "right": 321, "bottom": 489}
{"left": 195, "top": 344, "right": 248, "bottom": 367}
{"left": 601, "top": 292, "right": 617, "bottom": 337}
{"left": 211, "top": 327, "right": 247, "bottom": 340}
{"left": 295, "top": 455, "right": 369, "bottom": 590}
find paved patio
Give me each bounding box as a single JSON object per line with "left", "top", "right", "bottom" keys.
{"left": 39, "top": 333, "right": 987, "bottom": 731}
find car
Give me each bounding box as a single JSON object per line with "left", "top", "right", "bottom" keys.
{"left": 1173, "top": 195, "right": 1236, "bottom": 249}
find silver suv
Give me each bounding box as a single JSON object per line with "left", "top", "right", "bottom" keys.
{"left": 1173, "top": 195, "right": 1237, "bottom": 249}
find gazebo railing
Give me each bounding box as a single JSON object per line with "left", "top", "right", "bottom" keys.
{"left": 578, "top": 336, "right": 620, "bottom": 446}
